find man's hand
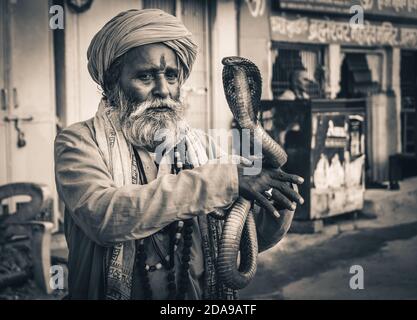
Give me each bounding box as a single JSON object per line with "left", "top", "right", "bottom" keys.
{"left": 237, "top": 165, "right": 304, "bottom": 218}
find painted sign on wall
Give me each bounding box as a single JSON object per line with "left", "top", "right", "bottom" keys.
{"left": 310, "top": 112, "right": 365, "bottom": 218}
{"left": 270, "top": 14, "right": 417, "bottom": 48}
{"left": 278, "top": 0, "right": 417, "bottom": 20}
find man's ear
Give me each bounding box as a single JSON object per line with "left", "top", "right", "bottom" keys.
{"left": 103, "top": 56, "right": 125, "bottom": 99}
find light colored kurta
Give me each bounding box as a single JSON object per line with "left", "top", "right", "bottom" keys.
{"left": 54, "top": 118, "right": 294, "bottom": 299}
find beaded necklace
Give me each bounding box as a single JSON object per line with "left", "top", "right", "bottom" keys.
{"left": 132, "top": 146, "right": 194, "bottom": 300}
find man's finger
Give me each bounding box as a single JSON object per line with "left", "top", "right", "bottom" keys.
{"left": 237, "top": 156, "right": 254, "bottom": 167}
{"left": 253, "top": 192, "right": 280, "bottom": 219}
{"left": 271, "top": 169, "right": 304, "bottom": 184}
{"left": 270, "top": 188, "right": 296, "bottom": 211}
{"left": 270, "top": 181, "right": 304, "bottom": 205}
{"left": 236, "top": 155, "right": 264, "bottom": 167}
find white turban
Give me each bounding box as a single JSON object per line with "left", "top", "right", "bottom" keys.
{"left": 87, "top": 9, "right": 198, "bottom": 87}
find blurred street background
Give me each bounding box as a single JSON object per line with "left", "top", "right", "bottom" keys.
{"left": 1, "top": 0, "right": 417, "bottom": 300}
{"left": 242, "top": 177, "right": 417, "bottom": 300}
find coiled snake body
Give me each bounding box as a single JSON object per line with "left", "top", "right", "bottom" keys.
{"left": 216, "top": 56, "right": 292, "bottom": 290}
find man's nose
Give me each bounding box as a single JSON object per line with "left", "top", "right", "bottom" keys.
{"left": 152, "top": 74, "right": 170, "bottom": 98}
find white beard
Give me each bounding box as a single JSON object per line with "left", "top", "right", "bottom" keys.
{"left": 117, "top": 88, "right": 187, "bottom": 152}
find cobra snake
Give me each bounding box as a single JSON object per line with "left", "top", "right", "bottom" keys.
{"left": 215, "top": 56, "right": 294, "bottom": 290}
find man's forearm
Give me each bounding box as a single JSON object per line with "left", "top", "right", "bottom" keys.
{"left": 58, "top": 162, "right": 238, "bottom": 246}
{"left": 55, "top": 126, "right": 238, "bottom": 246}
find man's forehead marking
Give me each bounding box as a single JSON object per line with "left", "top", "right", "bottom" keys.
{"left": 159, "top": 55, "right": 167, "bottom": 70}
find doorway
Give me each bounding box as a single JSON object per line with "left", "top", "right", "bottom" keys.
{"left": 400, "top": 51, "right": 417, "bottom": 156}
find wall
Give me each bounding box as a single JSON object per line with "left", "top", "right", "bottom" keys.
{"left": 366, "top": 93, "right": 398, "bottom": 182}
{"left": 390, "top": 47, "right": 402, "bottom": 154}
{"left": 238, "top": 0, "right": 272, "bottom": 100}
{"left": 210, "top": 0, "right": 237, "bottom": 130}
{"left": 64, "top": 0, "right": 140, "bottom": 126}
{"left": 179, "top": 0, "right": 211, "bottom": 131}
{"left": 327, "top": 44, "right": 341, "bottom": 99}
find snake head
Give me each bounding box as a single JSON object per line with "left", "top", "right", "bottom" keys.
{"left": 222, "top": 56, "right": 262, "bottom": 123}
{"left": 222, "top": 56, "right": 261, "bottom": 83}
{"left": 222, "top": 56, "right": 254, "bottom": 68}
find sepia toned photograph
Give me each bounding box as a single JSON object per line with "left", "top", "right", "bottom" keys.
{"left": 0, "top": 0, "right": 416, "bottom": 305}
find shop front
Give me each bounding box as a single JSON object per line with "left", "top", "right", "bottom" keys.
{"left": 238, "top": 0, "right": 417, "bottom": 220}
{"left": 261, "top": 98, "right": 366, "bottom": 221}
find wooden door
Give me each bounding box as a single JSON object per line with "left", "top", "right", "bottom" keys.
{"left": 0, "top": 0, "right": 57, "bottom": 226}
{"left": 0, "top": 0, "right": 9, "bottom": 187}
{"left": 181, "top": 0, "right": 211, "bottom": 132}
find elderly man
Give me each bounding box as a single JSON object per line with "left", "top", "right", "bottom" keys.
{"left": 278, "top": 69, "right": 311, "bottom": 100}
{"left": 55, "top": 9, "right": 303, "bottom": 300}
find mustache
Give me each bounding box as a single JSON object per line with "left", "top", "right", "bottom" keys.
{"left": 127, "top": 97, "right": 183, "bottom": 119}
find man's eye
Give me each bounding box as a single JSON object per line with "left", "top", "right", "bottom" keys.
{"left": 137, "top": 73, "right": 153, "bottom": 81}
{"left": 165, "top": 72, "right": 178, "bottom": 81}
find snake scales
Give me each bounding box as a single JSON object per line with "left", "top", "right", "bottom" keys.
{"left": 215, "top": 56, "right": 294, "bottom": 290}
